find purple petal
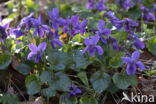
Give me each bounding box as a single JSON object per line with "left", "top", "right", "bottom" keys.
{"left": 35, "top": 55, "right": 40, "bottom": 64}
{"left": 92, "top": 35, "right": 100, "bottom": 45}
{"left": 134, "top": 38, "right": 145, "bottom": 49}
{"left": 74, "top": 87, "right": 82, "bottom": 94}
{"left": 154, "top": 4, "right": 156, "bottom": 11}
{"left": 33, "top": 28, "right": 38, "bottom": 37}
{"left": 103, "top": 29, "right": 111, "bottom": 36}
{"left": 54, "top": 39, "right": 63, "bottom": 46}
{"left": 42, "top": 25, "right": 50, "bottom": 31}
{"left": 82, "top": 47, "right": 88, "bottom": 56}
{"left": 27, "top": 52, "right": 35, "bottom": 60}
{"left": 122, "top": 57, "right": 132, "bottom": 63}
{"left": 131, "top": 51, "right": 140, "bottom": 61}
{"left": 136, "top": 61, "right": 145, "bottom": 71}
{"left": 4, "top": 23, "right": 9, "bottom": 31}
{"left": 81, "top": 19, "right": 88, "bottom": 27}
{"left": 95, "top": 46, "right": 103, "bottom": 55}
{"left": 0, "top": 16, "right": 1, "bottom": 22}
{"left": 71, "top": 15, "right": 79, "bottom": 26}
{"left": 38, "top": 42, "right": 47, "bottom": 52}
{"left": 148, "top": 13, "right": 155, "bottom": 21}
{"left": 98, "top": 20, "right": 105, "bottom": 32}
{"left": 89, "top": 48, "right": 95, "bottom": 57}
{"left": 126, "top": 64, "right": 136, "bottom": 75}
{"left": 53, "top": 8, "right": 59, "bottom": 18}
{"left": 96, "top": 0, "right": 105, "bottom": 11}
{"left": 38, "top": 28, "right": 44, "bottom": 37}
{"left": 28, "top": 43, "right": 38, "bottom": 53}
{"left": 38, "top": 15, "right": 42, "bottom": 24}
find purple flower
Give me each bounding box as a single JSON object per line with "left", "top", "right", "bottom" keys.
{"left": 27, "top": 42, "right": 47, "bottom": 64}
{"left": 63, "top": 15, "right": 80, "bottom": 37}
{"left": 141, "top": 5, "right": 155, "bottom": 21}
{"left": 10, "top": 28, "right": 24, "bottom": 38}
{"left": 154, "top": 4, "right": 156, "bottom": 11}
{"left": 48, "top": 30, "right": 62, "bottom": 48}
{"left": 69, "top": 84, "right": 82, "bottom": 96}
{"left": 96, "top": 20, "right": 111, "bottom": 44}
{"left": 122, "top": 51, "right": 145, "bottom": 75}
{"left": 111, "top": 37, "right": 118, "bottom": 50}
{"left": 134, "top": 37, "right": 145, "bottom": 49}
{"left": 133, "top": 0, "right": 141, "bottom": 3}
{"left": 86, "top": 0, "right": 95, "bottom": 9}
{"left": 123, "top": 18, "right": 138, "bottom": 32}
{"left": 96, "top": 0, "right": 106, "bottom": 11}
{"left": 18, "top": 12, "right": 34, "bottom": 30}
{"left": 31, "top": 15, "right": 49, "bottom": 37}
{"left": 82, "top": 35, "right": 103, "bottom": 57}
{"left": 79, "top": 19, "right": 88, "bottom": 35}
{"left": 48, "top": 8, "right": 65, "bottom": 30}
{"left": 128, "top": 32, "right": 145, "bottom": 49}
{"left": 86, "top": 0, "right": 105, "bottom": 11}
{"left": 104, "top": 11, "right": 123, "bottom": 30}
{"left": 119, "top": 0, "right": 132, "bottom": 11}
{"left": 0, "top": 17, "right": 9, "bottom": 43}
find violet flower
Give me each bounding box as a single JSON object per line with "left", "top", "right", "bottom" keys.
{"left": 96, "top": 20, "right": 111, "bottom": 44}
{"left": 63, "top": 15, "right": 80, "bottom": 37}
{"left": 122, "top": 18, "right": 138, "bottom": 32}
{"left": 69, "top": 84, "right": 82, "bottom": 96}
{"left": 119, "top": 0, "right": 132, "bottom": 11}
{"left": 132, "top": 34, "right": 145, "bottom": 49}
{"left": 86, "top": 0, "right": 95, "bottom": 9}
{"left": 104, "top": 11, "right": 123, "bottom": 30}
{"left": 48, "top": 30, "right": 62, "bottom": 48}
{"left": 122, "top": 51, "right": 145, "bottom": 75}
{"left": 31, "top": 15, "right": 49, "bottom": 37}
{"left": 79, "top": 19, "right": 88, "bottom": 35}
{"left": 18, "top": 12, "right": 34, "bottom": 30}
{"left": 82, "top": 35, "right": 103, "bottom": 57}
{"left": 10, "top": 28, "right": 24, "bottom": 38}
{"left": 154, "top": 4, "right": 156, "bottom": 11}
{"left": 141, "top": 5, "right": 155, "bottom": 21}
{"left": 48, "top": 8, "right": 65, "bottom": 30}
{"left": 27, "top": 42, "right": 47, "bottom": 64}
{"left": 96, "top": 0, "right": 106, "bottom": 11}
{"left": 0, "top": 17, "right": 9, "bottom": 43}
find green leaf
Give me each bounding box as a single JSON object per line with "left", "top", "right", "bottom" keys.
{"left": 109, "top": 52, "right": 124, "bottom": 68}
{"left": 59, "top": 94, "right": 77, "bottom": 104}
{"left": 60, "top": 4, "right": 74, "bottom": 18}
{"left": 6, "top": 13, "right": 18, "bottom": 19}
{"left": 42, "top": 86, "right": 56, "bottom": 97}
{"left": 146, "top": 38, "right": 156, "bottom": 55}
{"left": 50, "top": 72, "right": 71, "bottom": 92}
{"left": 77, "top": 72, "right": 89, "bottom": 87}
{"left": 113, "top": 72, "right": 138, "bottom": 89}
{"left": 15, "top": 63, "right": 32, "bottom": 75}
{"left": 80, "top": 97, "right": 98, "bottom": 104}
{"left": 26, "top": 0, "right": 34, "bottom": 7}
{"left": 25, "top": 74, "right": 41, "bottom": 95}
{"left": 122, "top": 6, "right": 141, "bottom": 20}
{"left": 90, "top": 71, "right": 111, "bottom": 93}
{"left": 108, "top": 81, "right": 119, "bottom": 94}
{"left": 72, "top": 50, "right": 88, "bottom": 70}
{"left": 78, "top": 11, "right": 94, "bottom": 19}
{"left": 48, "top": 51, "right": 72, "bottom": 71}
{"left": 0, "top": 53, "right": 11, "bottom": 70}
{"left": 0, "top": 94, "right": 20, "bottom": 104}
{"left": 40, "top": 71, "right": 51, "bottom": 83}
